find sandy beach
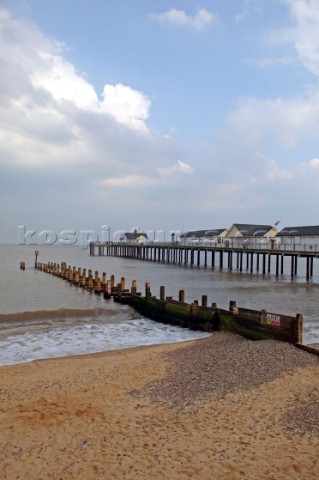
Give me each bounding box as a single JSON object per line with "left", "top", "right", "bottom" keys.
{"left": 1, "top": 332, "right": 319, "bottom": 480}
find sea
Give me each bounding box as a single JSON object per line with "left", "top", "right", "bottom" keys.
{"left": 1, "top": 244, "right": 319, "bottom": 366}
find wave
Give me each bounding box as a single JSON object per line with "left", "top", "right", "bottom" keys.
{"left": 0, "top": 307, "right": 121, "bottom": 323}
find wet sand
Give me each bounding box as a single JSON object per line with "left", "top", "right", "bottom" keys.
{"left": 1, "top": 333, "right": 319, "bottom": 479}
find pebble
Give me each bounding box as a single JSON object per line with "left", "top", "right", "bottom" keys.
{"left": 132, "top": 332, "right": 319, "bottom": 435}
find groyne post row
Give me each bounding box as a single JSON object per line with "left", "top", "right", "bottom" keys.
{"left": 89, "top": 242, "right": 317, "bottom": 280}
{"left": 22, "top": 260, "right": 303, "bottom": 345}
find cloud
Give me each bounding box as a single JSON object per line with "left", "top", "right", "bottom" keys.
{"left": 264, "top": 160, "right": 293, "bottom": 181}
{"left": 100, "top": 173, "right": 156, "bottom": 188}
{"left": 100, "top": 159, "right": 194, "bottom": 189}
{"left": 234, "top": 0, "right": 262, "bottom": 23}
{"left": 158, "top": 160, "right": 193, "bottom": 177}
{"left": 246, "top": 56, "right": 293, "bottom": 68}
{"left": 300, "top": 157, "right": 319, "bottom": 169}
{"left": 222, "top": 0, "right": 319, "bottom": 181}
{"left": 0, "top": 7, "right": 151, "bottom": 143}
{"left": 266, "top": 0, "right": 319, "bottom": 76}
{"left": 31, "top": 52, "right": 98, "bottom": 110}
{"left": 98, "top": 84, "right": 150, "bottom": 134}
{"left": 224, "top": 92, "right": 319, "bottom": 150}
{"left": 151, "top": 8, "right": 218, "bottom": 31}
{"left": 0, "top": 5, "right": 158, "bottom": 174}
{"left": 235, "top": 9, "right": 248, "bottom": 24}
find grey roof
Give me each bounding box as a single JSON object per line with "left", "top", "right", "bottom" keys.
{"left": 180, "top": 229, "right": 225, "bottom": 238}
{"left": 230, "top": 224, "right": 274, "bottom": 237}
{"left": 277, "top": 226, "right": 319, "bottom": 237}
{"left": 120, "top": 232, "right": 148, "bottom": 240}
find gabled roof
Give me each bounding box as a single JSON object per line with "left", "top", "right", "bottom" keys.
{"left": 120, "top": 232, "right": 148, "bottom": 240}
{"left": 229, "top": 224, "right": 275, "bottom": 236}
{"left": 180, "top": 229, "right": 226, "bottom": 238}
{"left": 277, "top": 226, "right": 319, "bottom": 236}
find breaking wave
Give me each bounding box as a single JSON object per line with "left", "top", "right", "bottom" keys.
{"left": 0, "top": 307, "right": 121, "bottom": 323}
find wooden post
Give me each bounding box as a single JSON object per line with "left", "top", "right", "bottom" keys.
{"left": 190, "top": 300, "right": 199, "bottom": 316}
{"left": 74, "top": 271, "right": 80, "bottom": 284}
{"left": 295, "top": 313, "right": 303, "bottom": 344}
{"left": 145, "top": 282, "right": 151, "bottom": 297}
{"left": 34, "top": 250, "right": 39, "bottom": 268}
{"left": 95, "top": 277, "right": 102, "bottom": 294}
{"left": 68, "top": 269, "right": 73, "bottom": 282}
{"left": 104, "top": 281, "right": 112, "bottom": 299}
{"left": 229, "top": 300, "right": 238, "bottom": 314}
{"left": 160, "top": 285, "right": 165, "bottom": 301}
{"left": 131, "top": 280, "right": 137, "bottom": 295}
{"left": 179, "top": 290, "right": 185, "bottom": 302}
{"left": 88, "top": 275, "right": 94, "bottom": 290}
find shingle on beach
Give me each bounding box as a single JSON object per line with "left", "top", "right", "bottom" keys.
{"left": 134, "top": 332, "right": 319, "bottom": 409}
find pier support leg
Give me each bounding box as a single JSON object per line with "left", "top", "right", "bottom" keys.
{"left": 219, "top": 251, "right": 223, "bottom": 270}
{"left": 276, "top": 255, "right": 279, "bottom": 276}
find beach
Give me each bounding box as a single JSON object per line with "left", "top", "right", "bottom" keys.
{"left": 1, "top": 332, "right": 319, "bottom": 480}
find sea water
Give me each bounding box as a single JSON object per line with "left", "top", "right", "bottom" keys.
{"left": 0, "top": 244, "right": 318, "bottom": 366}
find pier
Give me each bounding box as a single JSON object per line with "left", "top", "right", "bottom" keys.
{"left": 89, "top": 242, "right": 318, "bottom": 280}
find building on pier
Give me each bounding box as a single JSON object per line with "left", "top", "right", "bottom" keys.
{"left": 119, "top": 231, "right": 148, "bottom": 244}
{"left": 223, "top": 224, "right": 279, "bottom": 249}
{"left": 277, "top": 225, "right": 319, "bottom": 250}
{"left": 225, "top": 223, "right": 278, "bottom": 238}
{"left": 180, "top": 228, "right": 227, "bottom": 245}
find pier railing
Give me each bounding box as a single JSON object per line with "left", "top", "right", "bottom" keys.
{"left": 89, "top": 241, "right": 318, "bottom": 280}
{"left": 91, "top": 240, "right": 319, "bottom": 253}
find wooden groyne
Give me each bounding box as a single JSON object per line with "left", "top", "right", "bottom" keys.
{"left": 89, "top": 242, "right": 318, "bottom": 280}
{"left": 21, "top": 260, "right": 304, "bottom": 345}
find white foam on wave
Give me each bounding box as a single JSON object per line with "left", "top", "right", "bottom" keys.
{"left": 0, "top": 318, "right": 210, "bottom": 366}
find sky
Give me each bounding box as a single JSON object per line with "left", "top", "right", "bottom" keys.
{"left": 1, "top": 0, "right": 319, "bottom": 244}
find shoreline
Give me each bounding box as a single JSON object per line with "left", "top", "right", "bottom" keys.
{"left": 1, "top": 332, "right": 319, "bottom": 479}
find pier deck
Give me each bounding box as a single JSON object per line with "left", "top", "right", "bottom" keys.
{"left": 89, "top": 242, "right": 319, "bottom": 280}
